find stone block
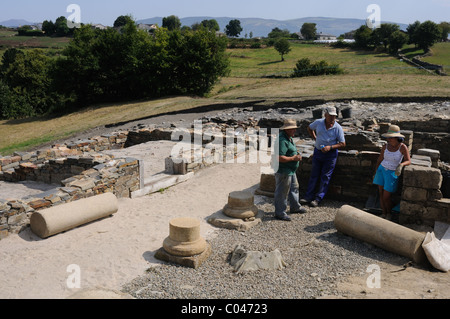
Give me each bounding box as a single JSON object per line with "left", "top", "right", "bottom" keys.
{"left": 417, "top": 148, "right": 440, "bottom": 160}
{"left": 69, "top": 178, "right": 96, "bottom": 191}
{"left": 208, "top": 211, "right": 263, "bottom": 232}
{"left": 28, "top": 199, "right": 52, "bottom": 210}
{"left": 164, "top": 157, "right": 174, "bottom": 174}
{"left": 410, "top": 158, "right": 431, "bottom": 167}
{"left": 423, "top": 206, "right": 445, "bottom": 222}
{"left": 71, "top": 165, "right": 86, "bottom": 175}
{"left": 402, "top": 186, "right": 428, "bottom": 202}
{"left": 428, "top": 189, "right": 443, "bottom": 201}
{"left": 358, "top": 151, "right": 380, "bottom": 160}
{"left": 403, "top": 165, "right": 442, "bottom": 190}
{"left": 7, "top": 212, "right": 26, "bottom": 226}
{"left": 411, "top": 154, "right": 431, "bottom": 164}
{"left": 0, "top": 157, "right": 12, "bottom": 166}
{"left": 400, "top": 200, "right": 425, "bottom": 216}
{"left": 337, "top": 155, "right": 359, "bottom": 166}
{"left": 173, "top": 159, "right": 188, "bottom": 175}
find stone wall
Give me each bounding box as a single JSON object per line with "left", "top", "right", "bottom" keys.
{"left": 297, "top": 149, "right": 380, "bottom": 201}
{"left": 0, "top": 131, "right": 129, "bottom": 181}
{"left": 398, "top": 52, "right": 446, "bottom": 75}
{"left": 400, "top": 165, "right": 449, "bottom": 226}
{"left": 1, "top": 116, "right": 449, "bottom": 239}
{"left": 0, "top": 130, "right": 141, "bottom": 240}
{"left": 393, "top": 118, "right": 450, "bottom": 162}
{"left": 0, "top": 156, "right": 140, "bottom": 239}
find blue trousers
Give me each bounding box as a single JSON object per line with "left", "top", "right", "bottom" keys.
{"left": 304, "top": 148, "right": 338, "bottom": 202}
{"left": 274, "top": 173, "right": 301, "bottom": 217}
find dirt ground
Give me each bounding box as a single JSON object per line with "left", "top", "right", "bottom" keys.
{"left": 331, "top": 261, "right": 450, "bottom": 299}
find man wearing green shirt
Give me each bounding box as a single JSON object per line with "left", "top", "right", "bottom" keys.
{"left": 274, "top": 119, "right": 307, "bottom": 221}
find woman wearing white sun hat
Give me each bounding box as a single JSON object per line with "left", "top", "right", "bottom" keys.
{"left": 373, "top": 125, "right": 411, "bottom": 220}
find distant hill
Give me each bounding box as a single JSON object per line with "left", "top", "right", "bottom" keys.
{"left": 0, "top": 19, "right": 36, "bottom": 27}
{"left": 137, "top": 16, "right": 409, "bottom": 37}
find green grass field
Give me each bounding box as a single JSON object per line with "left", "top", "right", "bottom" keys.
{"left": 228, "top": 43, "right": 427, "bottom": 77}
{"left": 0, "top": 38, "right": 449, "bottom": 155}
{"left": 422, "top": 42, "right": 450, "bottom": 72}
{"left": 0, "top": 29, "right": 70, "bottom": 59}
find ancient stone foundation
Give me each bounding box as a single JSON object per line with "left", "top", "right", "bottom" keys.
{"left": 0, "top": 131, "right": 140, "bottom": 240}
{"left": 1, "top": 107, "right": 449, "bottom": 240}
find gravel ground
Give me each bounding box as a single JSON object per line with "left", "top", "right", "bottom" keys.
{"left": 121, "top": 198, "right": 407, "bottom": 299}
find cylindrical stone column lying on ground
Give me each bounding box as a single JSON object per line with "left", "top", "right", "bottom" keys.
{"left": 334, "top": 205, "right": 427, "bottom": 264}
{"left": 30, "top": 192, "right": 118, "bottom": 239}
{"left": 223, "top": 191, "right": 258, "bottom": 219}
{"left": 163, "top": 217, "right": 207, "bottom": 257}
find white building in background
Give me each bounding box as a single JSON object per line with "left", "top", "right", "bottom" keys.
{"left": 316, "top": 32, "right": 337, "bottom": 41}
{"left": 91, "top": 24, "right": 107, "bottom": 30}
{"left": 137, "top": 24, "right": 158, "bottom": 33}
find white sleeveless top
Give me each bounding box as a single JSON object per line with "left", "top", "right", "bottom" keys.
{"left": 381, "top": 145, "right": 404, "bottom": 171}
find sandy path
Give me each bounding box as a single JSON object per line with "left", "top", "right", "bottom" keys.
{"left": 0, "top": 160, "right": 263, "bottom": 299}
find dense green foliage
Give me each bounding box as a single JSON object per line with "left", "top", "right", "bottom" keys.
{"left": 300, "top": 23, "right": 317, "bottom": 40}
{"left": 0, "top": 22, "right": 230, "bottom": 119}
{"left": 292, "top": 58, "right": 344, "bottom": 77}
{"left": 354, "top": 20, "right": 444, "bottom": 53}
{"left": 225, "top": 20, "right": 243, "bottom": 38}
{"left": 0, "top": 49, "right": 66, "bottom": 118}
{"left": 42, "top": 16, "right": 74, "bottom": 37}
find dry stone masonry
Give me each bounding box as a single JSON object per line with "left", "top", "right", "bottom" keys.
{"left": 1, "top": 100, "right": 449, "bottom": 240}
{"left": 0, "top": 130, "right": 140, "bottom": 239}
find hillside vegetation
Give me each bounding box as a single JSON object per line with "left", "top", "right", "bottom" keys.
{"left": 0, "top": 35, "right": 449, "bottom": 155}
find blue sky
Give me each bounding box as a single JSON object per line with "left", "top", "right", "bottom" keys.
{"left": 1, "top": 0, "right": 449, "bottom": 25}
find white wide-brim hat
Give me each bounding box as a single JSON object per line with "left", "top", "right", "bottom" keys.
{"left": 382, "top": 125, "right": 405, "bottom": 138}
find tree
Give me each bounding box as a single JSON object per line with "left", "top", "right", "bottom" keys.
{"left": 438, "top": 22, "right": 450, "bottom": 42}
{"left": 354, "top": 25, "right": 373, "bottom": 49}
{"left": 225, "top": 19, "right": 242, "bottom": 38}
{"left": 201, "top": 19, "right": 220, "bottom": 32}
{"left": 301, "top": 23, "right": 317, "bottom": 40}
{"left": 274, "top": 38, "right": 291, "bottom": 61}
{"left": 54, "top": 16, "right": 71, "bottom": 37}
{"left": 388, "top": 30, "right": 409, "bottom": 54}
{"left": 372, "top": 23, "right": 399, "bottom": 49}
{"left": 407, "top": 21, "right": 421, "bottom": 47}
{"left": 162, "top": 15, "right": 181, "bottom": 31}
{"left": 0, "top": 48, "right": 24, "bottom": 75}
{"left": 42, "top": 20, "right": 56, "bottom": 35}
{"left": 167, "top": 29, "right": 230, "bottom": 95}
{"left": 268, "top": 27, "right": 290, "bottom": 39}
{"left": 0, "top": 49, "right": 56, "bottom": 118}
{"left": 416, "top": 20, "right": 442, "bottom": 51}
{"left": 53, "top": 21, "right": 230, "bottom": 107}
{"left": 114, "top": 15, "right": 134, "bottom": 28}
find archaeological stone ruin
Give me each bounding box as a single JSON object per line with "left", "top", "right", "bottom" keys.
{"left": 1, "top": 100, "right": 449, "bottom": 241}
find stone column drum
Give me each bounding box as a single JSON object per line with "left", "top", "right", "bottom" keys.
{"left": 30, "top": 192, "right": 118, "bottom": 239}
{"left": 162, "top": 217, "right": 207, "bottom": 257}
{"left": 335, "top": 205, "right": 427, "bottom": 264}
{"left": 223, "top": 191, "right": 258, "bottom": 219}
{"left": 255, "top": 172, "right": 276, "bottom": 197}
